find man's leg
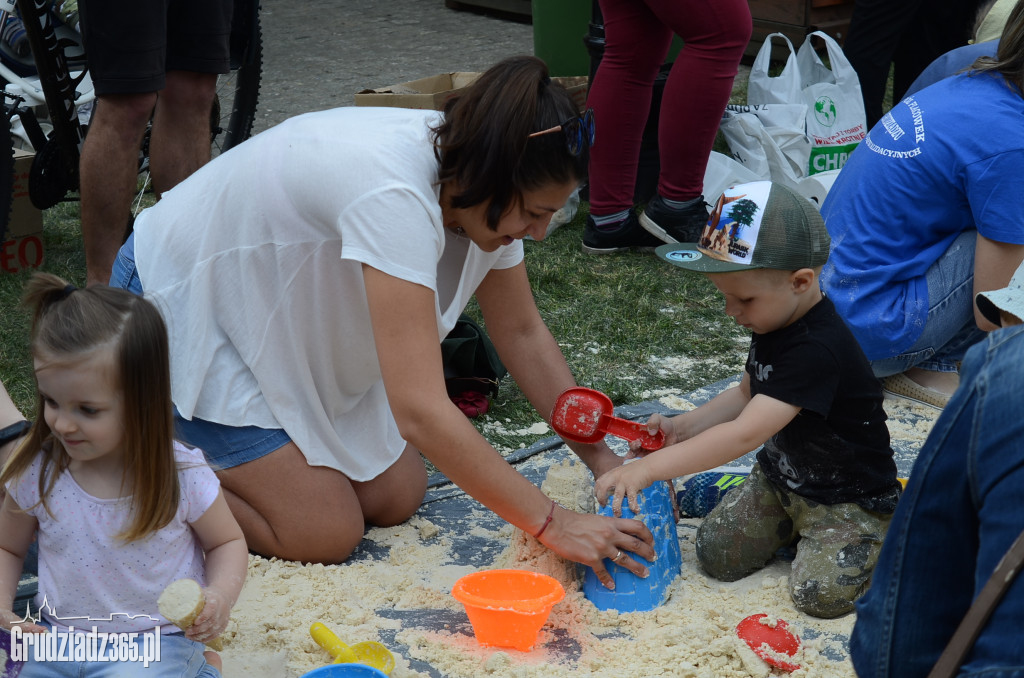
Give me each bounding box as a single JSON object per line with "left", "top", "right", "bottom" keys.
{"left": 149, "top": 70, "right": 218, "bottom": 195}
{"left": 79, "top": 93, "right": 157, "bottom": 286}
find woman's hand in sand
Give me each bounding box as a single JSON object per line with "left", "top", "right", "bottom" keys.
{"left": 536, "top": 504, "right": 654, "bottom": 590}
{"left": 185, "top": 586, "right": 231, "bottom": 644}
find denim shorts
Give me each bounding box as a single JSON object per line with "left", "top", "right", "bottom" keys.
{"left": 110, "top": 234, "right": 292, "bottom": 470}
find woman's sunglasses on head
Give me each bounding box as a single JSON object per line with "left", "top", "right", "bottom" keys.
{"left": 528, "top": 108, "right": 595, "bottom": 157}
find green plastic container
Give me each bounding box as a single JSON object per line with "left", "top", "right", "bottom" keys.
{"left": 532, "top": 0, "right": 683, "bottom": 78}
{"left": 531, "top": 0, "right": 591, "bottom": 77}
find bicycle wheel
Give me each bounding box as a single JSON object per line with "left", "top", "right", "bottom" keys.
{"left": 212, "top": 0, "right": 262, "bottom": 156}
{"left": 0, "top": 111, "right": 14, "bottom": 235}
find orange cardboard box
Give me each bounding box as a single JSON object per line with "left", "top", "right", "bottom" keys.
{"left": 355, "top": 72, "right": 588, "bottom": 113}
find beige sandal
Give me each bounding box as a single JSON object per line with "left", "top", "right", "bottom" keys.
{"left": 881, "top": 372, "right": 950, "bottom": 410}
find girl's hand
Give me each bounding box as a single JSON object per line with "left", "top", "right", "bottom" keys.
{"left": 185, "top": 587, "right": 231, "bottom": 645}
{"left": 593, "top": 459, "right": 654, "bottom": 517}
{"left": 0, "top": 609, "right": 46, "bottom": 633}
{"left": 626, "top": 413, "right": 676, "bottom": 458}
{"left": 536, "top": 505, "right": 654, "bottom": 591}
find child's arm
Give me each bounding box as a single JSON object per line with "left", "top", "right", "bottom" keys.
{"left": 630, "top": 378, "right": 754, "bottom": 456}
{"left": 596, "top": 389, "right": 800, "bottom": 515}
{"left": 186, "top": 490, "right": 247, "bottom": 645}
{"left": 0, "top": 494, "right": 45, "bottom": 632}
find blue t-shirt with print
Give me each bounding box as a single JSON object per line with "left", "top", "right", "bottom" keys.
{"left": 820, "top": 71, "right": 1024, "bottom": 360}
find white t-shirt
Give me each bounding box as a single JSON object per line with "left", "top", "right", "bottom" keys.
{"left": 133, "top": 107, "right": 523, "bottom": 480}
{"left": 6, "top": 442, "right": 219, "bottom": 634}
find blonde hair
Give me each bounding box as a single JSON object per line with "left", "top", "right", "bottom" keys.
{"left": 0, "top": 273, "right": 178, "bottom": 542}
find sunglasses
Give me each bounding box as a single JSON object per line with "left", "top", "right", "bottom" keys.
{"left": 528, "top": 108, "right": 595, "bottom": 157}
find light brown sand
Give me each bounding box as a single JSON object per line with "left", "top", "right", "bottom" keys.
{"left": 216, "top": 392, "right": 936, "bottom": 678}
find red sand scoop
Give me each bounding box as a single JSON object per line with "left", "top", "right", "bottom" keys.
{"left": 736, "top": 613, "right": 802, "bottom": 672}
{"left": 550, "top": 387, "right": 665, "bottom": 451}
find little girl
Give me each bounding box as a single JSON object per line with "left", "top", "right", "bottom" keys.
{"left": 0, "top": 273, "right": 248, "bottom": 677}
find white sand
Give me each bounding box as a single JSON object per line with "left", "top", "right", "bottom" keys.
{"left": 216, "top": 389, "right": 937, "bottom": 678}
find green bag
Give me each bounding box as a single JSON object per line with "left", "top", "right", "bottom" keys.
{"left": 441, "top": 314, "right": 506, "bottom": 400}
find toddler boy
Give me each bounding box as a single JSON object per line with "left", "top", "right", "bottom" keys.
{"left": 594, "top": 180, "right": 901, "bottom": 618}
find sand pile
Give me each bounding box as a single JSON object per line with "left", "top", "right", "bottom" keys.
{"left": 216, "top": 395, "right": 937, "bottom": 677}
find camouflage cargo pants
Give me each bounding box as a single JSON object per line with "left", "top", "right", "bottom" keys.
{"left": 695, "top": 463, "right": 892, "bottom": 618}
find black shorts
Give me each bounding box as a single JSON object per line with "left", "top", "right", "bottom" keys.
{"left": 79, "top": 0, "right": 233, "bottom": 95}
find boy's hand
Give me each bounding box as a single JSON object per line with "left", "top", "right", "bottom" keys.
{"left": 594, "top": 460, "right": 653, "bottom": 517}
{"left": 626, "top": 413, "right": 677, "bottom": 458}
{"left": 185, "top": 587, "right": 230, "bottom": 645}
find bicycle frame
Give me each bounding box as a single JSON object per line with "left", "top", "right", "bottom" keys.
{"left": 10, "top": 0, "right": 85, "bottom": 172}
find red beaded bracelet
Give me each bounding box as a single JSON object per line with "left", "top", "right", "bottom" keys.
{"left": 534, "top": 499, "right": 557, "bottom": 539}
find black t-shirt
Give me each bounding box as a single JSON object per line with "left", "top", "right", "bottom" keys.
{"left": 750, "top": 296, "right": 901, "bottom": 513}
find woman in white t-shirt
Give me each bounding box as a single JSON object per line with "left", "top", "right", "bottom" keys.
{"left": 106, "top": 56, "right": 655, "bottom": 587}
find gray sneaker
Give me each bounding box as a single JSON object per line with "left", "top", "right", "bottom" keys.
{"left": 640, "top": 195, "right": 710, "bottom": 244}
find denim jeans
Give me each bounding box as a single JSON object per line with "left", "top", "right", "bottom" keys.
{"left": 851, "top": 324, "right": 1024, "bottom": 677}
{"left": 870, "top": 229, "right": 987, "bottom": 377}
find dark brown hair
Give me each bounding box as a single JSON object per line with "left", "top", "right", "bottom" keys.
{"left": 970, "top": 0, "right": 1024, "bottom": 94}
{"left": 1, "top": 273, "right": 178, "bottom": 543}
{"left": 431, "top": 56, "right": 588, "bottom": 229}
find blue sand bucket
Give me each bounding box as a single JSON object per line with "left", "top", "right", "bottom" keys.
{"left": 583, "top": 479, "right": 682, "bottom": 612}
{"left": 1, "top": 628, "right": 24, "bottom": 677}
{"left": 300, "top": 663, "right": 389, "bottom": 677}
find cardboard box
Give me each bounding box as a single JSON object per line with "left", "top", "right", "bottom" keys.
{"left": 354, "top": 72, "right": 589, "bottom": 113}
{"left": 1, "top": 148, "right": 45, "bottom": 274}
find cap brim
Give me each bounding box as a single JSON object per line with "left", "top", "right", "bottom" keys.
{"left": 656, "top": 243, "right": 758, "bottom": 273}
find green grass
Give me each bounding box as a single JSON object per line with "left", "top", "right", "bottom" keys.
{"left": 1, "top": 201, "right": 86, "bottom": 418}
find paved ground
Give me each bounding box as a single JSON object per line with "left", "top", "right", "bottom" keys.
{"left": 255, "top": 0, "right": 537, "bottom": 133}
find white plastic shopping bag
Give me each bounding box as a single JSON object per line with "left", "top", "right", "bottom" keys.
{"left": 702, "top": 151, "right": 762, "bottom": 209}
{"left": 747, "top": 33, "right": 802, "bottom": 106}
{"left": 733, "top": 31, "right": 866, "bottom": 180}
{"left": 796, "top": 31, "right": 867, "bottom": 175}
{"left": 719, "top": 108, "right": 804, "bottom": 191}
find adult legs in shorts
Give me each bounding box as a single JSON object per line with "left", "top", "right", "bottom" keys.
{"left": 78, "top": 0, "right": 231, "bottom": 286}
{"left": 695, "top": 464, "right": 890, "bottom": 618}
{"left": 214, "top": 441, "right": 428, "bottom": 564}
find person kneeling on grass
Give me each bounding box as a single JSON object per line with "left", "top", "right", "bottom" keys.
{"left": 594, "top": 181, "right": 902, "bottom": 619}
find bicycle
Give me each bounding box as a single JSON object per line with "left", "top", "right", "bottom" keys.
{"left": 0, "top": 0, "right": 262, "bottom": 247}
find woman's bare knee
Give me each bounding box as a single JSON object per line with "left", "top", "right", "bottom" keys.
{"left": 356, "top": 444, "right": 427, "bottom": 526}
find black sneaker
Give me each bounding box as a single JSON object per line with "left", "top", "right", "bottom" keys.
{"left": 582, "top": 211, "right": 664, "bottom": 254}
{"left": 640, "top": 195, "right": 710, "bottom": 244}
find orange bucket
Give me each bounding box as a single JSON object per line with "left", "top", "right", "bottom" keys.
{"left": 451, "top": 569, "right": 565, "bottom": 651}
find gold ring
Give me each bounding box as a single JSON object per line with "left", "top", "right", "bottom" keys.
{"left": 611, "top": 549, "right": 623, "bottom": 562}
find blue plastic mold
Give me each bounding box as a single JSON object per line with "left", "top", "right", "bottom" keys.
{"left": 582, "top": 479, "right": 682, "bottom": 612}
